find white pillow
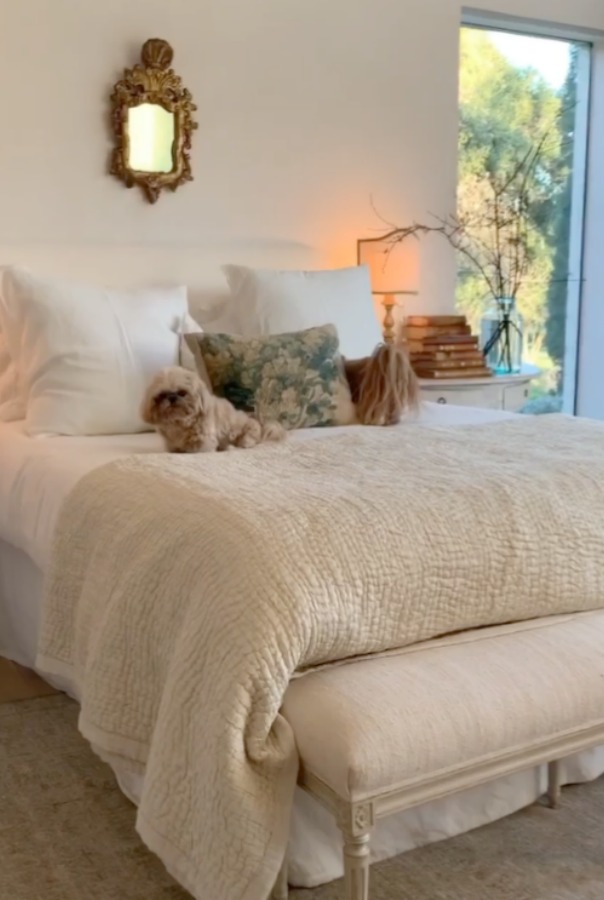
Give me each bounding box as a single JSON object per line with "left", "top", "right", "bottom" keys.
{"left": 221, "top": 264, "right": 382, "bottom": 359}
{"left": 0, "top": 267, "right": 189, "bottom": 436}
{"left": 180, "top": 313, "right": 203, "bottom": 372}
{"left": 0, "top": 330, "right": 25, "bottom": 421}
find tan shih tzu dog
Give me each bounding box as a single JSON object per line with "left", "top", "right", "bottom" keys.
{"left": 141, "top": 367, "right": 285, "bottom": 453}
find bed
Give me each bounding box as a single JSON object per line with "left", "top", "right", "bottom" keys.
{"left": 3, "top": 407, "right": 604, "bottom": 893}
{"left": 3, "top": 259, "right": 604, "bottom": 900}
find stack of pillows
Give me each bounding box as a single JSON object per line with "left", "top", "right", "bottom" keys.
{"left": 0, "top": 264, "right": 382, "bottom": 437}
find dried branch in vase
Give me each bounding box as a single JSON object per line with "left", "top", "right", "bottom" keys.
{"left": 368, "top": 121, "right": 576, "bottom": 375}
{"left": 369, "top": 123, "right": 571, "bottom": 311}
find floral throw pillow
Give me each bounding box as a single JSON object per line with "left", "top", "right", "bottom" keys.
{"left": 185, "top": 325, "right": 357, "bottom": 429}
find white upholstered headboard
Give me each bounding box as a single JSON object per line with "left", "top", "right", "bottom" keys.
{"left": 0, "top": 242, "right": 325, "bottom": 326}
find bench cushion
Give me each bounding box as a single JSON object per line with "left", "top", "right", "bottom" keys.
{"left": 281, "top": 612, "right": 604, "bottom": 801}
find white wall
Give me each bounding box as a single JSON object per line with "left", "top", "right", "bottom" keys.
{"left": 0, "top": 1, "right": 602, "bottom": 326}
{"left": 0, "top": 0, "right": 459, "bottom": 315}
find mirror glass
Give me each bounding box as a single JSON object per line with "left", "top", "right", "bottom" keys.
{"left": 127, "top": 103, "right": 175, "bottom": 173}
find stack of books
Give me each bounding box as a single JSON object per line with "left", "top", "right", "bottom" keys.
{"left": 404, "top": 315, "right": 492, "bottom": 379}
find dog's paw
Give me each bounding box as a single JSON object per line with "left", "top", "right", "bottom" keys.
{"left": 199, "top": 438, "right": 219, "bottom": 453}
{"left": 236, "top": 432, "right": 259, "bottom": 449}
{"left": 261, "top": 421, "right": 286, "bottom": 443}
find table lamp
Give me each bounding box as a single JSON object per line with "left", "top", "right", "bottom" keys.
{"left": 357, "top": 235, "right": 419, "bottom": 343}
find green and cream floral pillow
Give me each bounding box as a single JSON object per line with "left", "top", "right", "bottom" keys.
{"left": 185, "top": 325, "right": 356, "bottom": 429}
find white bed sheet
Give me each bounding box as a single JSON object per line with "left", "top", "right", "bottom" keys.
{"left": 0, "top": 540, "right": 44, "bottom": 666}
{"left": 0, "top": 402, "right": 514, "bottom": 570}
{"left": 3, "top": 403, "right": 604, "bottom": 890}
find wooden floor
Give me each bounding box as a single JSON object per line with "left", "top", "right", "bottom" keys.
{"left": 0, "top": 656, "right": 58, "bottom": 703}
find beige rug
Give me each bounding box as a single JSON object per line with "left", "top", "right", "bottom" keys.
{"left": 2, "top": 695, "right": 604, "bottom": 900}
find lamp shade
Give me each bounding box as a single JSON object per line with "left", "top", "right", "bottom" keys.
{"left": 357, "top": 236, "right": 419, "bottom": 296}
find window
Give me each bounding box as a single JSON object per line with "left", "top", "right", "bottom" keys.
{"left": 457, "top": 24, "right": 591, "bottom": 413}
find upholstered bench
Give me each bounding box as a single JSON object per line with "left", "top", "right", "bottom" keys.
{"left": 274, "top": 611, "right": 604, "bottom": 900}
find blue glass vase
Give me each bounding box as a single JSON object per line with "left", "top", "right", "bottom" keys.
{"left": 480, "top": 297, "right": 523, "bottom": 374}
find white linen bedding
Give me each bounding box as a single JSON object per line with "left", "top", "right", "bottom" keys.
{"left": 3, "top": 405, "right": 604, "bottom": 891}
{"left": 0, "top": 403, "right": 513, "bottom": 570}
{"left": 0, "top": 541, "right": 44, "bottom": 665}
{"left": 35, "top": 414, "right": 604, "bottom": 899}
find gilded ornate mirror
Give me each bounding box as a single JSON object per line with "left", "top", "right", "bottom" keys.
{"left": 110, "top": 39, "right": 198, "bottom": 203}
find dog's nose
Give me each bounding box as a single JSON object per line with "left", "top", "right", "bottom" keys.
{"left": 166, "top": 392, "right": 180, "bottom": 404}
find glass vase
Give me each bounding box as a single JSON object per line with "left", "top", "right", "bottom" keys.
{"left": 480, "top": 297, "right": 523, "bottom": 375}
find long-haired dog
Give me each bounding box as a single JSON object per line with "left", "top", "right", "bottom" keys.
{"left": 345, "top": 343, "right": 419, "bottom": 426}
{"left": 141, "top": 367, "right": 285, "bottom": 453}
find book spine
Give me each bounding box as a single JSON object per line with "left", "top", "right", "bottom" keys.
{"left": 411, "top": 358, "right": 487, "bottom": 370}
{"left": 406, "top": 315, "right": 467, "bottom": 327}
{"left": 405, "top": 324, "right": 471, "bottom": 340}
{"left": 416, "top": 367, "right": 493, "bottom": 379}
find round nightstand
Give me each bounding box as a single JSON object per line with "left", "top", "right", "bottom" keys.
{"left": 418, "top": 366, "right": 540, "bottom": 412}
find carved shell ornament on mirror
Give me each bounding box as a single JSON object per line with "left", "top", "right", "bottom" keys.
{"left": 110, "top": 38, "right": 198, "bottom": 203}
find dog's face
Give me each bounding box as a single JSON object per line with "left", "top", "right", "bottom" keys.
{"left": 141, "top": 367, "right": 209, "bottom": 426}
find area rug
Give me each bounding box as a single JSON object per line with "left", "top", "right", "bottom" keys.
{"left": 2, "top": 695, "right": 604, "bottom": 900}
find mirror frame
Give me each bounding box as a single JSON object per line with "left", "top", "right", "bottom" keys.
{"left": 110, "top": 39, "right": 198, "bottom": 204}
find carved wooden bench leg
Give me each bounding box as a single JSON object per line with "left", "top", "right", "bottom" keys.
{"left": 271, "top": 855, "right": 288, "bottom": 900}
{"left": 339, "top": 802, "right": 374, "bottom": 900}
{"left": 343, "top": 832, "right": 371, "bottom": 900}
{"left": 548, "top": 760, "right": 561, "bottom": 809}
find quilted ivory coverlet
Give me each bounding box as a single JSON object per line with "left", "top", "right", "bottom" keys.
{"left": 37, "top": 416, "right": 604, "bottom": 900}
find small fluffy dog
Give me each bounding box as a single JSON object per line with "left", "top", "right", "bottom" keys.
{"left": 142, "top": 367, "right": 285, "bottom": 453}
{"left": 345, "top": 343, "right": 419, "bottom": 426}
